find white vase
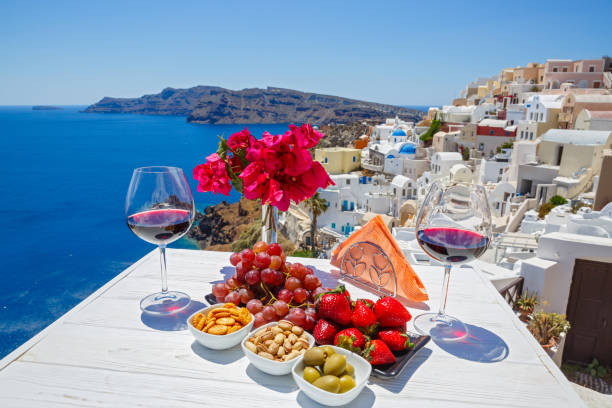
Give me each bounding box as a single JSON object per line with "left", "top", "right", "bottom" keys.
{"left": 261, "top": 204, "right": 278, "bottom": 244}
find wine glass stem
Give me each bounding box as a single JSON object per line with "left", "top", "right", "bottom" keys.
{"left": 159, "top": 245, "right": 168, "bottom": 293}
{"left": 438, "top": 264, "right": 452, "bottom": 316}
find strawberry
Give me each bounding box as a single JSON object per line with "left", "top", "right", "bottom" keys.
{"left": 363, "top": 339, "right": 396, "bottom": 365}
{"left": 351, "top": 300, "right": 378, "bottom": 336}
{"left": 316, "top": 285, "right": 352, "bottom": 326}
{"left": 385, "top": 325, "right": 406, "bottom": 333}
{"left": 334, "top": 328, "right": 367, "bottom": 353}
{"left": 313, "top": 319, "right": 339, "bottom": 345}
{"left": 377, "top": 329, "right": 414, "bottom": 352}
{"left": 374, "top": 296, "right": 412, "bottom": 327}
{"left": 358, "top": 298, "right": 375, "bottom": 309}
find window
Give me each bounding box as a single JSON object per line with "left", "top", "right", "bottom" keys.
{"left": 490, "top": 130, "right": 494, "bottom": 135}
{"left": 352, "top": 156, "right": 356, "bottom": 162}
{"left": 393, "top": 188, "right": 397, "bottom": 194}
{"left": 520, "top": 131, "right": 524, "bottom": 138}
{"left": 589, "top": 65, "right": 595, "bottom": 72}
{"left": 499, "top": 168, "right": 504, "bottom": 174}
{"left": 594, "top": 81, "right": 601, "bottom": 89}
{"left": 479, "top": 143, "right": 484, "bottom": 151}
{"left": 530, "top": 132, "right": 534, "bottom": 140}
{"left": 505, "top": 131, "right": 509, "bottom": 136}
{"left": 324, "top": 157, "right": 328, "bottom": 163}
{"left": 536, "top": 104, "right": 539, "bottom": 109}
{"left": 346, "top": 179, "right": 350, "bottom": 185}
{"left": 562, "top": 67, "right": 568, "bottom": 72}
{"left": 331, "top": 223, "right": 336, "bottom": 229}
{"left": 539, "top": 113, "right": 543, "bottom": 121}
{"left": 402, "top": 189, "right": 406, "bottom": 196}
{"left": 553, "top": 67, "right": 558, "bottom": 72}
{"left": 530, "top": 112, "right": 534, "bottom": 120}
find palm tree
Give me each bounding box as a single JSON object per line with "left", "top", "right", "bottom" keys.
{"left": 305, "top": 193, "right": 328, "bottom": 254}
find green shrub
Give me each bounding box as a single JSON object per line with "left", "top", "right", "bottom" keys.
{"left": 538, "top": 202, "right": 555, "bottom": 219}
{"left": 549, "top": 195, "right": 567, "bottom": 206}
{"left": 292, "top": 248, "right": 318, "bottom": 258}
{"left": 462, "top": 148, "right": 470, "bottom": 161}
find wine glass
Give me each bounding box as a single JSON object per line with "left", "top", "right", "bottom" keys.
{"left": 413, "top": 180, "right": 492, "bottom": 341}
{"left": 125, "top": 166, "right": 195, "bottom": 315}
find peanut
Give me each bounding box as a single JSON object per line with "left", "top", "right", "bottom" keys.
{"left": 245, "top": 321, "right": 310, "bottom": 362}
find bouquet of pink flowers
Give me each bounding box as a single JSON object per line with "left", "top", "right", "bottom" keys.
{"left": 193, "top": 124, "right": 334, "bottom": 212}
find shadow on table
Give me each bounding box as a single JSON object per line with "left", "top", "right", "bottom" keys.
{"left": 296, "top": 386, "right": 376, "bottom": 408}
{"left": 369, "top": 347, "right": 432, "bottom": 394}
{"left": 190, "top": 341, "right": 244, "bottom": 365}
{"left": 433, "top": 323, "right": 509, "bottom": 363}
{"left": 209, "top": 266, "right": 236, "bottom": 287}
{"left": 303, "top": 264, "right": 340, "bottom": 289}
{"left": 140, "top": 300, "right": 207, "bottom": 331}
{"left": 245, "top": 364, "right": 298, "bottom": 393}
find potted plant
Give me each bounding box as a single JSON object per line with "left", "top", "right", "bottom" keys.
{"left": 515, "top": 292, "right": 538, "bottom": 322}
{"left": 527, "top": 312, "right": 570, "bottom": 349}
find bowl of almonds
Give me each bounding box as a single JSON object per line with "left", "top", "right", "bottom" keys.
{"left": 188, "top": 303, "right": 254, "bottom": 350}
{"left": 241, "top": 320, "right": 315, "bottom": 375}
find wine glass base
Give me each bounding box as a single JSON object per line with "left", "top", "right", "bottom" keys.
{"left": 140, "top": 291, "right": 191, "bottom": 315}
{"left": 413, "top": 312, "right": 468, "bottom": 342}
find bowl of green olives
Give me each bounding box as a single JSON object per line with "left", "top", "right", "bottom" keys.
{"left": 291, "top": 345, "right": 371, "bottom": 406}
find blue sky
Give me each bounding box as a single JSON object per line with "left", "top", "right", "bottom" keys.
{"left": 1, "top": 0, "right": 611, "bottom": 106}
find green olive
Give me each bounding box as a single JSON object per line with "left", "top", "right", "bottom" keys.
{"left": 303, "top": 366, "right": 321, "bottom": 383}
{"left": 339, "top": 375, "right": 356, "bottom": 393}
{"left": 344, "top": 363, "right": 355, "bottom": 377}
{"left": 303, "top": 347, "right": 326, "bottom": 366}
{"left": 321, "top": 346, "right": 335, "bottom": 358}
{"left": 313, "top": 375, "right": 341, "bottom": 393}
{"left": 323, "top": 353, "right": 347, "bottom": 376}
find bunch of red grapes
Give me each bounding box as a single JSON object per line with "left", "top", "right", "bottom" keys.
{"left": 211, "top": 241, "right": 326, "bottom": 330}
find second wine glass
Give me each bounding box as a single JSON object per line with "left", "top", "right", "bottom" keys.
{"left": 413, "top": 180, "right": 492, "bottom": 341}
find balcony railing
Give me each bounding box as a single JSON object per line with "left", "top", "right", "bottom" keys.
{"left": 498, "top": 276, "right": 524, "bottom": 309}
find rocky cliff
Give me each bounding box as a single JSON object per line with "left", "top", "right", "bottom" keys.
{"left": 187, "top": 199, "right": 295, "bottom": 253}
{"left": 84, "top": 86, "right": 421, "bottom": 125}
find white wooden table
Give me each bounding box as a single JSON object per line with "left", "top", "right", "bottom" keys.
{"left": 0, "top": 249, "right": 585, "bottom": 407}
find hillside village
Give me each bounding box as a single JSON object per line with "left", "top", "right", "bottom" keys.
{"left": 280, "top": 56, "right": 612, "bottom": 376}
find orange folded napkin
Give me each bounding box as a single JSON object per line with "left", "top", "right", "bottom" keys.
{"left": 331, "top": 215, "right": 429, "bottom": 302}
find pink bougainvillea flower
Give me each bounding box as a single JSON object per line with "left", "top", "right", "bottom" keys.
{"left": 227, "top": 127, "right": 253, "bottom": 151}
{"left": 261, "top": 131, "right": 284, "bottom": 151}
{"left": 291, "top": 123, "right": 323, "bottom": 149}
{"left": 281, "top": 147, "right": 312, "bottom": 177}
{"left": 239, "top": 161, "right": 268, "bottom": 200}
{"left": 193, "top": 153, "right": 232, "bottom": 195}
{"left": 263, "top": 178, "right": 291, "bottom": 212}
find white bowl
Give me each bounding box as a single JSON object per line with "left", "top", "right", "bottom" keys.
{"left": 187, "top": 305, "right": 253, "bottom": 350}
{"left": 292, "top": 345, "right": 372, "bottom": 407}
{"left": 241, "top": 321, "right": 315, "bottom": 375}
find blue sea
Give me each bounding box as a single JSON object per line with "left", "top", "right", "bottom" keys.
{"left": 0, "top": 106, "right": 290, "bottom": 358}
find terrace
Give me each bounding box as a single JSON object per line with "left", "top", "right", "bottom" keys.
{"left": 0, "top": 249, "right": 585, "bottom": 407}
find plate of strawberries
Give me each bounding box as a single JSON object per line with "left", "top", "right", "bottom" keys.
{"left": 311, "top": 285, "right": 430, "bottom": 378}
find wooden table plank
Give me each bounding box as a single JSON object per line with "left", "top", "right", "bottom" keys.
{"left": 0, "top": 249, "right": 585, "bottom": 407}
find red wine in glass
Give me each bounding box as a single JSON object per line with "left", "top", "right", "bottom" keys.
{"left": 417, "top": 227, "right": 489, "bottom": 264}
{"left": 413, "top": 181, "right": 492, "bottom": 341}
{"left": 125, "top": 166, "right": 195, "bottom": 315}
{"left": 127, "top": 209, "right": 192, "bottom": 245}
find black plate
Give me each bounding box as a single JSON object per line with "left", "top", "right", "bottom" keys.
{"left": 205, "top": 292, "right": 430, "bottom": 378}
{"left": 370, "top": 333, "right": 430, "bottom": 378}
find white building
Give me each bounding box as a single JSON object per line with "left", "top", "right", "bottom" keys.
{"left": 574, "top": 109, "right": 612, "bottom": 131}
{"left": 477, "top": 149, "right": 512, "bottom": 184}
{"left": 519, "top": 203, "right": 612, "bottom": 315}
{"left": 316, "top": 173, "right": 396, "bottom": 236}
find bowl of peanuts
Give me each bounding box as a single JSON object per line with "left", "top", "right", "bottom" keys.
{"left": 188, "top": 303, "right": 254, "bottom": 350}
{"left": 241, "top": 320, "right": 315, "bottom": 375}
